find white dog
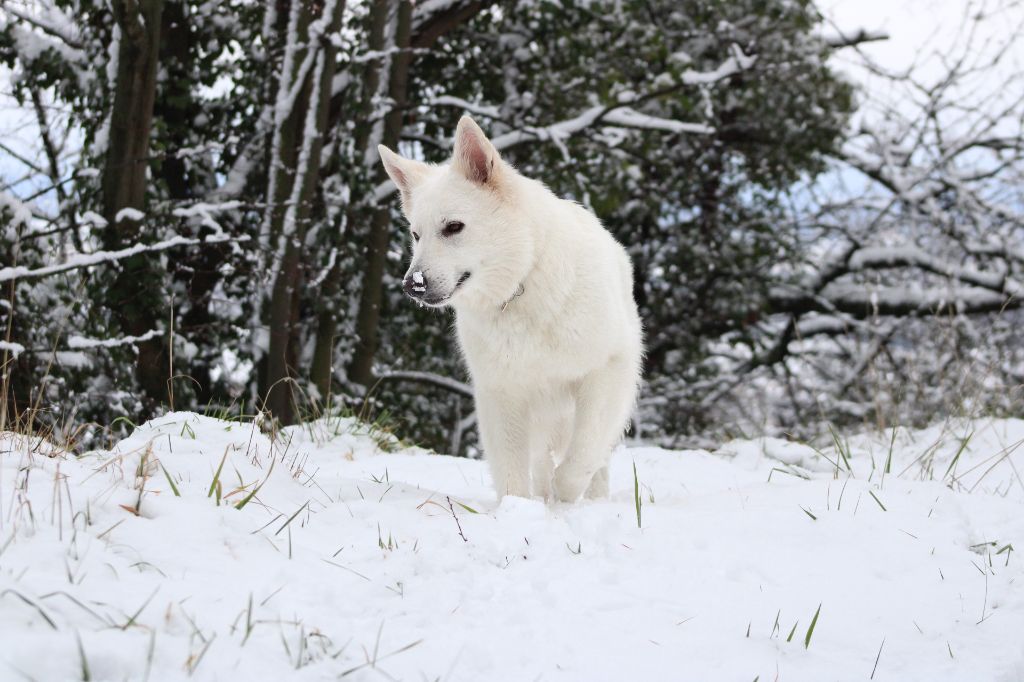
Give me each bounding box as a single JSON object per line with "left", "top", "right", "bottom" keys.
{"left": 378, "top": 116, "right": 643, "bottom": 502}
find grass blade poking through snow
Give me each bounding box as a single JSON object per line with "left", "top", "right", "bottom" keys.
{"left": 871, "top": 637, "right": 885, "bottom": 679}
{"left": 828, "top": 424, "right": 853, "bottom": 474}
{"left": 208, "top": 446, "right": 230, "bottom": 501}
{"left": 804, "top": 603, "right": 821, "bottom": 649}
{"left": 633, "top": 462, "right": 642, "bottom": 528}
{"left": 76, "top": 631, "right": 91, "bottom": 681}
{"left": 160, "top": 464, "right": 181, "bottom": 497}
{"left": 235, "top": 458, "right": 275, "bottom": 510}
{"left": 942, "top": 430, "right": 974, "bottom": 482}
{"left": 885, "top": 427, "right": 897, "bottom": 475}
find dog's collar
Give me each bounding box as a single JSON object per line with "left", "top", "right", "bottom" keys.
{"left": 500, "top": 283, "right": 525, "bottom": 312}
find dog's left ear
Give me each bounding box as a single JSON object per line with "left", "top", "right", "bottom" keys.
{"left": 452, "top": 115, "right": 502, "bottom": 186}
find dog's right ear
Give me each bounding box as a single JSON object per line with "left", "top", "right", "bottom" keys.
{"left": 378, "top": 145, "right": 428, "bottom": 211}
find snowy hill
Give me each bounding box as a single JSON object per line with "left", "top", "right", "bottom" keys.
{"left": 1, "top": 413, "right": 1023, "bottom": 681}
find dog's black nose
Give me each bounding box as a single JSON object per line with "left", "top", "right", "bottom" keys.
{"left": 403, "top": 271, "right": 428, "bottom": 298}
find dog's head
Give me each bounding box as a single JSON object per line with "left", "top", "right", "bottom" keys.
{"left": 378, "top": 116, "right": 534, "bottom": 310}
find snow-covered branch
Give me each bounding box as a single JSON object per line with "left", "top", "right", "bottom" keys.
{"left": 849, "top": 246, "right": 1017, "bottom": 295}
{"left": 1, "top": 5, "right": 85, "bottom": 52}
{"left": 67, "top": 329, "right": 161, "bottom": 350}
{"left": 0, "top": 340, "right": 26, "bottom": 358}
{"left": 601, "top": 108, "right": 713, "bottom": 135}
{"left": 0, "top": 234, "right": 248, "bottom": 283}
{"left": 376, "top": 370, "right": 473, "bottom": 398}
{"left": 770, "top": 283, "right": 1017, "bottom": 318}
{"left": 376, "top": 48, "right": 754, "bottom": 201}
{"left": 427, "top": 95, "right": 502, "bottom": 120}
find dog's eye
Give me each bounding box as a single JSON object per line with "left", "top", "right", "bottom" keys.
{"left": 412, "top": 232, "right": 420, "bottom": 242}
{"left": 442, "top": 221, "right": 465, "bottom": 237}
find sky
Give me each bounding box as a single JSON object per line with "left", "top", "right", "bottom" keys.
{"left": 821, "top": 0, "right": 1023, "bottom": 94}
{"left": 3, "top": 1, "right": 1021, "bottom": 208}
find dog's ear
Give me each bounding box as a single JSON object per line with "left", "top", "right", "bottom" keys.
{"left": 452, "top": 115, "right": 502, "bottom": 186}
{"left": 378, "top": 145, "right": 429, "bottom": 210}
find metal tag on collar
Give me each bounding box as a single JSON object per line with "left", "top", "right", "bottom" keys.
{"left": 501, "top": 283, "right": 525, "bottom": 312}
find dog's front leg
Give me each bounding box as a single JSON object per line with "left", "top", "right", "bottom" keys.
{"left": 475, "top": 386, "right": 531, "bottom": 500}
{"left": 527, "top": 392, "right": 573, "bottom": 501}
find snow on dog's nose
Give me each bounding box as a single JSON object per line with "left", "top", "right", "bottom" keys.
{"left": 403, "top": 270, "right": 428, "bottom": 298}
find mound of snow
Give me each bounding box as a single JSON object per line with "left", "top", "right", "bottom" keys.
{"left": 1, "top": 413, "right": 1022, "bottom": 680}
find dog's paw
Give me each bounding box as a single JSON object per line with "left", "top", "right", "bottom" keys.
{"left": 583, "top": 467, "right": 609, "bottom": 499}
{"left": 553, "top": 469, "right": 590, "bottom": 503}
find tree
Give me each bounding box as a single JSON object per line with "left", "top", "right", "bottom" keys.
{"left": 688, "top": 2, "right": 1024, "bottom": 437}
{"left": 259, "top": 0, "right": 347, "bottom": 423}
{"left": 4, "top": 0, "right": 1016, "bottom": 453}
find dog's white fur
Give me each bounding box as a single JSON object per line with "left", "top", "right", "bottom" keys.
{"left": 378, "top": 116, "right": 643, "bottom": 502}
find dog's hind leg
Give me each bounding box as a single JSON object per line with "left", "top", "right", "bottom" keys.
{"left": 554, "top": 356, "right": 636, "bottom": 502}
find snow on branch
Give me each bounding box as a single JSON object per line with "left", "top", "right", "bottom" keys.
{"left": 376, "top": 47, "right": 753, "bottom": 201}
{"left": 349, "top": 45, "right": 429, "bottom": 63}
{"left": 1, "top": 5, "right": 85, "bottom": 52}
{"left": 173, "top": 201, "right": 242, "bottom": 236}
{"left": 678, "top": 44, "right": 756, "bottom": 85}
{"left": 0, "top": 190, "right": 33, "bottom": 227}
{"left": 487, "top": 48, "right": 752, "bottom": 149}
{"left": 849, "top": 246, "right": 1017, "bottom": 294}
{"left": 427, "top": 95, "right": 502, "bottom": 120}
{"left": 376, "top": 370, "right": 473, "bottom": 397}
{"left": 67, "top": 329, "right": 161, "bottom": 350}
{"left": 770, "top": 283, "right": 1018, "bottom": 318}
{"left": 0, "top": 234, "right": 248, "bottom": 283}
{"left": 0, "top": 340, "right": 26, "bottom": 358}
{"left": 795, "top": 314, "right": 868, "bottom": 338}
{"left": 601, "top": 108, "right": 713, "bottom": 135}
{"left": 412, "top": 0, "right": 494, "bottom": 48}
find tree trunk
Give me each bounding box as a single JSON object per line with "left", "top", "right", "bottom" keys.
{"left": 310, "top": 0, "right": 394, "bottom": 397}
{"left": 261, "top": 0, "right": 346, "bottom": 424}
{"left": 347, "top": 0, "right": 414, "bottom": 388}
{"left": 159, "top": 0, "right": 225, "bottom": 409}
{"left": 101, "top": 0, "right": 166, "bottom": 408}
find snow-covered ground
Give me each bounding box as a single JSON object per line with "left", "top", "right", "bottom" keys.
{"left": 2, "top": 413, "right": 1023, "bottom": 681}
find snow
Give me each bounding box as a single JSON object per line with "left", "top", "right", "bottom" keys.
{"left": 78, "top": 210, "right": 107, "bottom": 227}
{"left": 2, "top": 413, "right": 1023, "bottom": 681}
{"left": 429, "top": 95, "right": 503, "bottom": 119}
{"left": 0, "top": 340, "right": 26, "bottom": 357}
{"left": 678, "top": 44, "right": 756, "bottom": 85}
{"left": 115, "top": 207, "right": 145, "bottom": 223}
{"left": 373, "top": 48, "right": 755, "bottom": 203}
{"left": 172, "top": 201, "right": 242, "bottom": 237}
{"left": 67, "top": 329, "right": 161, "bottom": 350}
{"left": 0, "top": 190, "right": 32, "bottom": 227}
{"left": 601, "top": 107, "right": 713, "bottom": 135}
{"left": 0, "top": 233, "right": 248, "bottom": 283}
{"left": 849, "top": 246, "right": 1012, "bottom": 293}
